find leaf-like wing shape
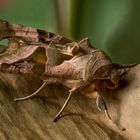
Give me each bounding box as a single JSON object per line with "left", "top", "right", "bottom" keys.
{"left": 0, "top": 20, "right": 72, "bottom": 44}
{"left": 0, "top": 41, "right": 39, "bottom": 64}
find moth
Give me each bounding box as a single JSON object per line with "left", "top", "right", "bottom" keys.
{"left": 0, "top": 20, "right": 135, "bottom": 130}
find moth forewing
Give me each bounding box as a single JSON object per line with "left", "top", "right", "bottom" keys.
{"left": 0, "top": 20, "right": 135, "bottom": 131}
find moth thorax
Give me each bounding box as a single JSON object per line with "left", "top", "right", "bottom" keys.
{"left": 84, "top": 56, "right": 112, "bottom": 81}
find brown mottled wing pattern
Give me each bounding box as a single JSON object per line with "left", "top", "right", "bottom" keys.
{"left": 0, "top": 20, "right": 72, "bottom": 44}
{"left": 0, "top": 20, "right": 112, "bottom": 84}
{"left": 0, "top": 20, "right": 73, "bottom": 75}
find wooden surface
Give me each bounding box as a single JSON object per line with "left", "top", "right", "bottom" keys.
{"left": 1, "top": 65, "right": 140, "bottom": 139}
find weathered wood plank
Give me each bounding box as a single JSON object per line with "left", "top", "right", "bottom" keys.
{"left": 1, "top": 66, "right": 136, "bottom": 140}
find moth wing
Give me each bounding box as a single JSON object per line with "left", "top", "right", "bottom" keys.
{"left": 78, "top": 38, "right": 97, "bottom": 53}
{"left": 46, "top": 46, "right": 72, "bottom": 66}
{"left": 0, "top": 20, "right": 71, "bottom": 44}
{"left": 0, "top": 39, "right": 39, "bottom": 64}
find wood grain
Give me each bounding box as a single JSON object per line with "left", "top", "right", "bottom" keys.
{"left": 1, "top": 64, "right": 140, "bottom": 140}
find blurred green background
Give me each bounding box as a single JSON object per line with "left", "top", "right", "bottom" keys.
{"left": 0, "top": 0, "right": 140, "bottom": 64}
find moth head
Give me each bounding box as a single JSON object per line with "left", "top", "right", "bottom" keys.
{"left": 110, "top": 66, "right": 125, "bottom": 88}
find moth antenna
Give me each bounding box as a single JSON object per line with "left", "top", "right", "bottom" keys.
{"left": 53, "top": 89, "right": 74, "bottom": 122}
{"left": 14, "top": 81, "right": 47, "bottom": 102}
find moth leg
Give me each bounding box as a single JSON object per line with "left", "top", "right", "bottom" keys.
{"left": 53, "top": 88, "right": 76, "bottom": 122}
{"left": 96, "top": 94, "right": 126, "bottom": 131}
{"left": 96, "top": 94, "right": 113, "bottom": 121}
{"left": 14, "top": 80, "right": 49, "bottom": 102}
